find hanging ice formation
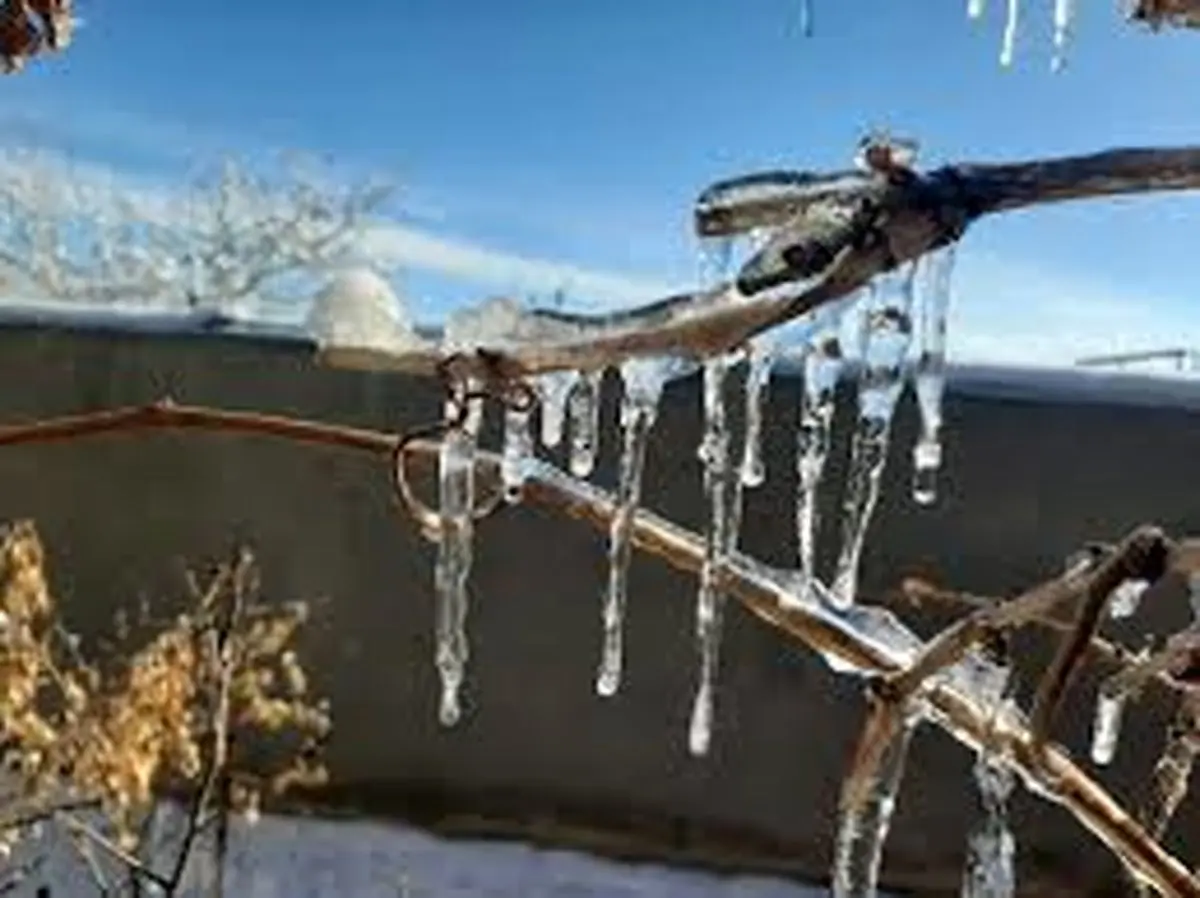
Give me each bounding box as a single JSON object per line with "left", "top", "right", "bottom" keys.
{"left": 597, "top": 358, "right": 671, "bottom": 697}
{"left": 568, "top": 370, "right": 604, "bottom": 478}
{"left": 1051, "top": 0, "right": 1074, "bottom": 71}
{"left": 740, "top": 339, "right": 774, "bottom": 489}
{"left": 831, "top": 716, "right": 918, "bottom": 898}
{"left": 911, "top": 243, "right": 957, "bottom": 507}
{"left": 1091, "top": 690, "right": 1126, "bottom": 766}
{"left": 967, "top": 0, "right": 986, "bottom": 20}
{"left": 501, "top": 403, "right": 534, "bottom": 503}
{"left": 434, "top": 389, "right": 483, "bottom": 728}
{"left": 1109, "top": 578, "right": 1149, "bottom": 619}
{"left": 999, "top": 0, "right": 1021, "bottom": 67}
{"left": 793, "top": 303, "right": 849, "bottom": 604}
{"left": 962, "top": 659, "right": 1017, "bottom": 898}
{"left": 831, "top": 265, "right": 918, "bottom": 609}
{"left": 689, "top": 352, "right": 746, "bottom": 756}
{"left": 538, "top": 371, "right": 578, "bottom": 448}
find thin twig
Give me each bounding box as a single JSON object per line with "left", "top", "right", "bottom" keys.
{"left": 59, "top": 812, "right": 172, "bottom": 892}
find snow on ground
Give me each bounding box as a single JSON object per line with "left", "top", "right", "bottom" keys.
{"left": 4, "top": 811, "right": 830, "bottom": 898}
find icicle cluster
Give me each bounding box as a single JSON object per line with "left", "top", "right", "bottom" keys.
{"left": 411, "top": 133, "right": 971, "bottom": 760}
{"left": 964, "top": 0, "right": 1077, "bottom": 70}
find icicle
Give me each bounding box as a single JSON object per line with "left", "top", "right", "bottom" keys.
{"left": 434, "top": 390, "right": 482, "bottom": 727}
{"left": 567, "top": 370, "right": 604, "bottom": 478}
{"left": 832, "top": 716, "right": 917, "bottom": 898}
{"left": 999, "top": 0, "right": 1020, "bottom": 67}
{"left": 831, "top": 268, "right": 917, "bottom": 609}
{"left": 793, "top": 309, "right": 849, "bottom": 604}
{"left": 740, "top": 340, "right": 774, "bottom": 489}
{"left": 967, "top": 0, "right": 986, "bottom": 19}
{"left": 1051, "top": 0, "right": 1074, "bottom": 72}
{"left": 597, "top": 358, "right": 670, "bottom": 697}
{"left": 1091, "top": 690, "right": 1125, "bottom": 766}
{"left": 911, "top": 244, "right": 957, "bottom": 507}
{"left": 798, "top": 0, "right": 813, "bottom": 37}
{"left": 689, "top": 353, "right": 745, "bottom": 757}
{"left": 501, "top": 406, "right": 533, "bottom": 503}
{"left": 963, "top": 651, "right": 1017, "bottom": 898}
{"left": 1109, "top": 578, "right": 1149, "bottom": 619}
{"left": 537, "top": 371, "right": 578, "bottom": 448}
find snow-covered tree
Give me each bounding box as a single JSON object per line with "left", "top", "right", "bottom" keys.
{"left": 0, "top": 148, "right": 393, "bottom": 318}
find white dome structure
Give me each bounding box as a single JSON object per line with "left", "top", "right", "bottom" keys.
{"left": 306, "top": 268, "right": 420, "bottom": 354}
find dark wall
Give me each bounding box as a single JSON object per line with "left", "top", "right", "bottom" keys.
{"left": 0, "top": 321, "right": 1196, "bottom": 897}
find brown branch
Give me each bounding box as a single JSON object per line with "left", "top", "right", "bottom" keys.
{"left": 0, "top": 401, "right": 1193, "bottom": 896}
{"left": 1029, "top": 527, "right": 1171, "bottom": 745}
{"left": 314, "top": 147, "right": 1200, "bottom": 383}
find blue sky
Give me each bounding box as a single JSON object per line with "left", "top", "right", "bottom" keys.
{"left": 3, "top": 0, "right": 1200, "bottom": 366}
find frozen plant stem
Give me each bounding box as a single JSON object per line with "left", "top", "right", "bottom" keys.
{"left": 435, "top": 392, "right": 482, "bottom": 727}
{"left": 689, "top": 353, "right": 745, "bottom": 756}
{"left": 832, "top": 268, "right": 917, "bottom": 609}
{"left": 911, "top": 244, "right": 957, "bottom": 506}
{"left": 597, "top": 359, "right": 669, "bottom": 697}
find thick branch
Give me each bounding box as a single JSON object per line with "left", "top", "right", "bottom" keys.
{"left": 317, "top": 146, "right": 1200, "bottom": 382}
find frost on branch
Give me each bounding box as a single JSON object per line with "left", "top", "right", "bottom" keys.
{"left": 0, "top": 149, "right": 390, "bottom": 317}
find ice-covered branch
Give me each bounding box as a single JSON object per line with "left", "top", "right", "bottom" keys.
{"left": 317, "top": 146, "right": 1200, "bottom": 382}
{"left": 1131, "top": 0, "right": 1200, "bottom": 29}
{"left": 0, "top": 400, "right": 1193, "bottom": 897}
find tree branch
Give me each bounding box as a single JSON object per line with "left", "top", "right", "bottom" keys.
{"left": 316, "top": 146, "right": 1200, "bottom": 382}
{"left": 0, "top": 400, "right": 1191, "bottom": 895}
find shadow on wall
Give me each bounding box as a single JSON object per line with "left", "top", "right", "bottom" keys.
{"left": 0, "top": 317, "right": 1198, "bottom": 898}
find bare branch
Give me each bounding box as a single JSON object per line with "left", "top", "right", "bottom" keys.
{"left": 0, "top": 400, "right": 1190, "bottom": 895}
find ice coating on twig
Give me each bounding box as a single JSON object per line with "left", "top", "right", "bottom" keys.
{"left": 1000, "top": 0, "right": 1021, "bottom": 67}
{"left": 1051, "top": 0, "right": 1075, "bottom": 71}
{"left": 963, "top": 655, "right": 1017, "bottom": 898}
{"left": 596, "top": 358, "right": 671, "bottom": 697}
{"left": 740, "top": 339, "right": 774, "bottom": 488}
{"left": 538, "top": 371, "right": 578, "bottom": 448}
{"left": 1091, "top": 691, "right": 1126, "bottom": 766}
{"left": 831, "top": 267, "right": 918, "bottom": 609}
{"left": 792, "top": 303, "right": 850, "bottom": 604}
{"left": 832, "top": 717, "right": 917, "bottom": 898}
{"left": 434, "top": 392, "right": 482, "bottom": 727}
{"left": 568, "top": 370, "right": 604, "bottom": 478}
{"left": 501, "top": 405, "right": 534, "bottom": 504}
{"left": 1109, "top": 578, "right": 1149, "bottom": 619}
{"left": 689, "top": 353, "right": 745, "bottom": 756}
{"left": 911, "top": 244, "right": 957, "bottom": 506}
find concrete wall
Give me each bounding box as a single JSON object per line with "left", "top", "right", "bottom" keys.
{"left": 0, "top": 318, "right": 1196, "bottom": 897}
